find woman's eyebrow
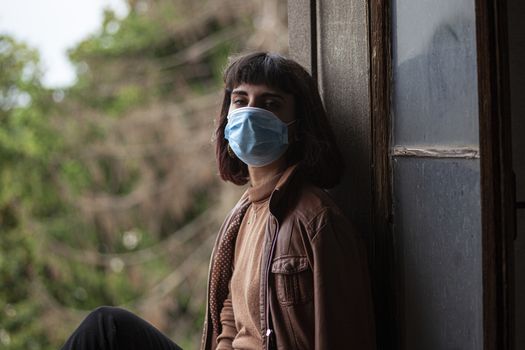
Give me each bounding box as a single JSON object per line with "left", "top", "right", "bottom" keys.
{"left": 231, "top": 89, "right": 285, "bottom": 100}
{"left": 261, "top": 92, "right": 285, "bottom": 100}
{"left": 231, "top": 90, "right": 248, "bottom": 96}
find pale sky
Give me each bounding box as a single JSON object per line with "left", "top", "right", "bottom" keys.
{"left": 0, "top": 0, "right": 128, "bottom": 88}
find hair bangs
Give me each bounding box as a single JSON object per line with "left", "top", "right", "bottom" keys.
{"left": 224, "top": 53, "right": 295, "bottom": 93}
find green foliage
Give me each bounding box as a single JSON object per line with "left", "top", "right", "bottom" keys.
{"left": 69, "top": 9, "right": 167, "bottom": 60}
{"left": 0, "top": 35, "right": 63, "bottom": 350}
{"left": 0, "top": 12, "right": 217, "bottom": 350}
{"left": 0, "top": 0, "right": 274, "bottom": 347}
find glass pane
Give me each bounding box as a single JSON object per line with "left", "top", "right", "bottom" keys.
{"left": 393, "top": 157, "right": 482, "bottom": 350}
{"left": 392, "top": 0, "right": 479, "bottom": 145}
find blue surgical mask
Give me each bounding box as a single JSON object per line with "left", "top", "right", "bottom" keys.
{"left": 224, "top": 107, "right": 295, "bottom": 167}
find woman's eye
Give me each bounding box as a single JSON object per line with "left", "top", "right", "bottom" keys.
{"left": 264, "top": 100, "right": 280, "bottom": 110}
{"left": 233, "top": 99, "right": 246, "bottom": 106}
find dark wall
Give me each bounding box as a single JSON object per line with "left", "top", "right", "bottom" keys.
{"left": 288, "top": 0, "right": 372, "bottom": 238}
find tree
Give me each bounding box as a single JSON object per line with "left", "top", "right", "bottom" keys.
{"left": 0, "top": 34, "right": 63, "bottom": 349}
{"left": 1, "top": 1, "right": 287, "bottom": 348}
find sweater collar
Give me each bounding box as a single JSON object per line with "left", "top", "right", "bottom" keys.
{"left": 247, "top": 170, "right": 284, "bottom": 203}
{"left": 236, "top": 163, "right": 300, "bottom": 216}
{"left": 268, "top": 163, "right": 300, "bottom": 217}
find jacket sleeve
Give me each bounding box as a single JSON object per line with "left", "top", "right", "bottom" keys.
{"left": 216, "top": 292, "right": 236, "bottom": 350}
{"left": 309, "top": 208, "right": 376, "bottom": 350}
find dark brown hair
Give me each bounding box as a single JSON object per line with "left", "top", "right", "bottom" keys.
{"left": 215, "top": 52, "right": 344, "bottom": 189}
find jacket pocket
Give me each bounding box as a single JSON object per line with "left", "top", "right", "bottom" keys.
{"left": 271, "top": 256, "right": 313, "bottom": 305}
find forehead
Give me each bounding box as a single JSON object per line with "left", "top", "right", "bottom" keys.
{"left": 231, "top": 83, "right": 292, "bottom": 99}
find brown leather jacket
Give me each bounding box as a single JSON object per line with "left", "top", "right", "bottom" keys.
{"left": 200, "top": 165, "right": 376, "bottom": 350}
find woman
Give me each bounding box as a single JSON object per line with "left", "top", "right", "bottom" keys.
{"left": 61, "top": 52, "right": 375, "bottom": 350}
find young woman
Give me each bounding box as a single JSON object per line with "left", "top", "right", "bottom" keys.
{"left": 61, "top": 52, "right": 375, "bottom": 350}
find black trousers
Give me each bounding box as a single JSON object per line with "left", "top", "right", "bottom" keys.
{"left": 61, "top": 306, "right": 183, "bottom": 350}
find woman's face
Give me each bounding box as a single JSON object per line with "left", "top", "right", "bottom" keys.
{"left": 228, "top": 83, "right": 295, "bottom": 124}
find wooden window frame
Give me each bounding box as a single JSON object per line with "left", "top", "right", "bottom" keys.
{"left": 475, "top": 0, "right": 514, "bottom": 349}
{"left": 369, "top": 0, "right": 399, "bottom": 349}
{"left": 369, "top": 0, "right": 515, "bottom": 349}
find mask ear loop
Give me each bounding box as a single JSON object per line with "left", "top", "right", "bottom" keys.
{"left": 224, "top": 103, "right": 237, "bottom": 159}
{"left": 286, "top": 119, "right": 300, "bottom": 142}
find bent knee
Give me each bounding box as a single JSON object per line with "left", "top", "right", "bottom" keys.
{"left": 87, "top": 306, "right": 127, "bottom": 322}
{"left": 92, "top": 305, "right": 119, "bottom": 315}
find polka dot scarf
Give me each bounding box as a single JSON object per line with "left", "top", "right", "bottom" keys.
{"left": 209, "top": 201, "right": 251, "bottom": 337}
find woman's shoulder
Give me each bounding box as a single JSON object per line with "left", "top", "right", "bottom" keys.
{"left": 286, "top": 180, "right": 345, "bottom": 225}
{"left": 279, "top": 182, "right": 361, "bottom": 248}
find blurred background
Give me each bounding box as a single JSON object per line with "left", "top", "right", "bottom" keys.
{"left": 0, "top": 0, "right": 287, "bottom": 348}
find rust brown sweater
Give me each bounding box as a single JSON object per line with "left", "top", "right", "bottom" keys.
{"left": 216, "top": 173, "right": 282, "bottom": 350}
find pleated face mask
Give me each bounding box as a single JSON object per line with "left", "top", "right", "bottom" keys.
{"left": 225, "top": 107, "right": 295, "bottom": 167}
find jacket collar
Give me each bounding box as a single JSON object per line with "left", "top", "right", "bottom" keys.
{"left": 235, "top": 163, "right": 300, "bottom": 219}
{"left": 268, "top": 163, "right": 300, "bottom": 217}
